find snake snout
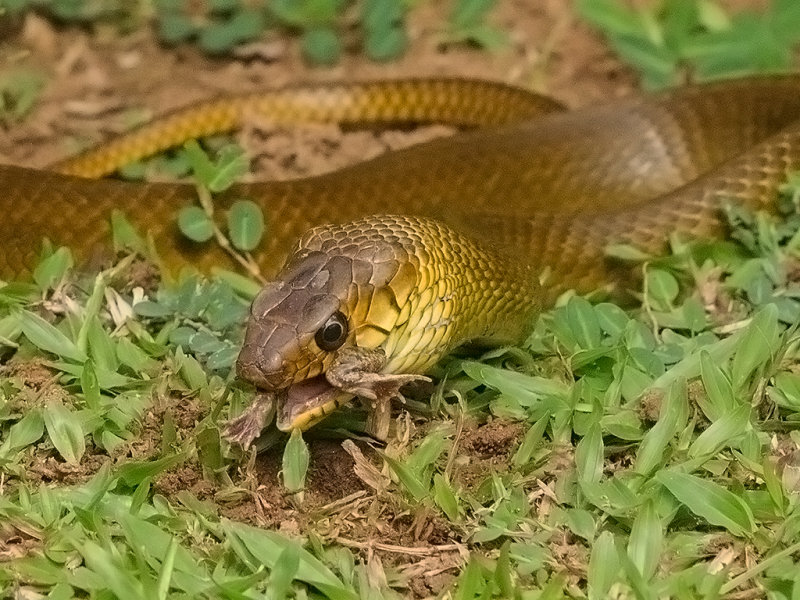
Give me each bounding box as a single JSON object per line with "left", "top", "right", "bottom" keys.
{"left": 235, "top": 320, "right": 295, "bottom": 389}
{"left": 237, "top": 249, "right": 352, "bottom": 391}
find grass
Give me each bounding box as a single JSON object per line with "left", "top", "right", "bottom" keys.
{"left": 4, "top": 137, "right": 800, "bottom": 597}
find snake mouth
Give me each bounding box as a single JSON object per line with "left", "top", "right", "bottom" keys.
{"left": 276, "top": 375, "right": 350, "bottom": 431}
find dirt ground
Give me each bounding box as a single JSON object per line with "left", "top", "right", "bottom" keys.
{"left": 0, "top": 0, "right": 769, "bottom": 595}
{"left": 0, "top": 1, "right": 641, "bottom": 172}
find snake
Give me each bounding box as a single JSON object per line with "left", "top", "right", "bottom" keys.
{"left": 5, "top": 75, "right": 800, "bottom": 443}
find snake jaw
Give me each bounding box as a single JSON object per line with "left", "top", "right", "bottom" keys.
{"left": 274, "top": 346, "right": 431, "bottom": 438}
{"left": 275, "top": 375, "right": 351, "bottom": 431}
{"left": 275, "top": 346, "right": 432, "bottom": 439}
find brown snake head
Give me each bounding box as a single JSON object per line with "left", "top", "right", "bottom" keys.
{"left": 236, "top": 215, "right": 539, "bottom": 434}
{"left": 237, "top": 216, "right": 423, "bottom": 431}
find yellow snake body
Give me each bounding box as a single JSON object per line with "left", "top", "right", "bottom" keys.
{"left": 6, "top": 76, "right": 800, "bottom": 432}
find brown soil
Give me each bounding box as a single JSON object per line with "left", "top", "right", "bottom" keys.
{"left": 0, "top": 2, "right": 635, "bottom": 171}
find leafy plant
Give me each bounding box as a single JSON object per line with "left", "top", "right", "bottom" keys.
{"left": 174, "top": 141, "right": 268, "bottom": 282}
{"left": 133, "top": 273, "right": 249, "bottom": 372}
{"left": 3, "top": 0, "right": 507, "bottom": 65}
{"left": 270, "top": 0, "right": 346, "bottom": 65}
{"left": 444, "top": 0, "right": 508, "bottom": 50}
{"left": 361, "top": 0, "right": 408, "bottom": 61}
{"left": 0, "top": 68, "right": 45, "bottom": 124}
{"left": 156, "top": 0, "right": 268, "bottom": 55}
{"left": 577, "top": 0, "right": 800, "bottom": 88}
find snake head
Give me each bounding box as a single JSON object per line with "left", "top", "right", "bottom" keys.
{"left": 234, "top": 215, "right": 537, "bottom": 439}
{"left": 236, "top": 217, "right": 421, "bottom": 432}
{"left": 236, "top": 249, "right": 349, "bottom": 390}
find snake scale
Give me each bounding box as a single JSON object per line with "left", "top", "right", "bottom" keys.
{"left": 5, "top": 75, "right": 800, "bottom": 441}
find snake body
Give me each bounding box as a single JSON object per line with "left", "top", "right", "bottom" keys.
{"left": 6, "top": 76, "right": 800, "bottom": 434}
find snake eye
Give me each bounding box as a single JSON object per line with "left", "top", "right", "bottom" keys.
{"left": 315, "top": 311, "right": 348, "bottom": 352}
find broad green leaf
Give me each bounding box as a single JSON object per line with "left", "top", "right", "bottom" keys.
{"left": 80, "top": 359, "right": 101, "bottom": 411}
{"left": 595, "top": 302, "right": 631, "bottom": 338}
{"left": 120, "top": 515, "right": 208, "bottom": 583}
{"left": 210, "top": 268, "right": 262, "bottom": 298}
{"left": 451, "top": 556, "right": 486, "bottom": 598}
{"left": 494, "top": 542, "right": 514, "bottom": 598}
{"left": 33, "top": 247, "right": 73, "bottom": 290}
{"left": 646, "top": 268, "right": 679, "bottom": 309}
{"left": 181, "top": 140, "right": 216, "bottom": 188}
{"left": 407, "top": 428, "right": 448, "bottom": 479}
{"left": 565, "top": 509, "right": 596, "bottom": 541}
{"left": 0, "top": 410, "right": 44, "bottom": 456}
{"left": 19, "top": 310, "right": 86, "bottom": 362}
{"left": 769, "top": 370, "right": 800, "bottom": 409}
{"left": 461, "top": 361, "right": 569, "bottom": 402}
{"left": 656, "top": 470, "right": 755, "bottom": 536}
{"left": 433, "top": 474, "right": 460, "bottom": 521}
{"left": 0, "top": 314, "right": 22, "bottom": 347}
{"left": 566, "top": 296, "right": 602, "bottom": 349}
{"left": 611, "top": 34, "right": 678, "bottom": 89}
{"left": 302, "top": 27, "right": 342, "bottom": 65}
{"left": 588, "top": 531, "right": 620, "bottom": 599}
{"left": 267, "top": 543, "right": 300, "bottom": 600}
{"left": 731, "top": 303, "right": 780, "bottom": 390}
{"left": 762, "top": 457, "right": 785, "bottom": 514}
{"left": 362, "top": 0, "right": 404, "bottom": 30}
{"left": 133, "top": 300, "right": 174, "bottom": 318}
{"left": 634, "top": 379, "right": 687, "bottom": 476}
{"left": 627, "top": 499, "right": 662, "bottom": 580}
{"left": 697, "top": 0, "right": 731, "bottom": 31}
{"left": 110, "top": 210, "right": 149, "bottom": 255}
{"left": 87, "top": 317, "right": 119, "bottom": 373}
{"left": 382, "top": 454, "right": 429, "bottom": 501}
{"left": 365, "top": 25, "right": 407, "bottom": 61}
{"left": 156, "top": 537, "right": 178, "bottom": 599}
{"left": 6, "top": 555, "right": 65, "bottom": 586}
{"left": 282, "top": 428, "right": 309, "bottom": 495}
{"left": 117, "top": 454, "right": 187, "bottom": 487}
{"left": 177, "top": 206, "right": 214, "bottom": 243}
{"left": 177, "top": 350, "right": 208, "bottom": 391}
{"left": 698, "top": 349, "right": 735, "bottom": 420}
{"left": 271, "top": 0, "right": 344, "bottom": 25}
{"left": 43, "top": 402, "right": 85, "bottom": 465}
{"left": 605, "top": 243, "right": 654, "bottom": 261}
{"left": 206, "top": 145, "right": 249, "bottom": 192}
{"left": 47, "top": 361, "right": 133, "bottom": 389}
{"left": 116, "top": 337, "right": 157, "bottom": 372}
{"left": 227, "top": 200, "right": 265, "bottom": 251}
{"left": 576, "top": 422, "right": 603, "bottom": 484}
{"left": 223, "top": 520, "right": 356, "bottom": 600}
{"left": 512, "top": 412, "right": 550, "bottom": 467}
{"left": 76, "top": 541, "right": 145, "bottom": 600}
{"left": 651, "top": 333, "right": 739, "bottom": 390}
{"left": 688, "top": 404, "right": 750, "bottom": 459}
{"left": 199, "top": 10, "right": 266, "bottom": 54}
{"left": 576, "top": 0, "right": 647, "bottom": 39}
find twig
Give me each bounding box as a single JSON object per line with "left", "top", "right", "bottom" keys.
{"left": 719, "top": 541, "right": 800, "bottom": 595}
{"left": 318, "top": 490, "right": 369, "bottom": 514}
{"left": 196, "top": 183, "right": 266, "bottom": 284}
{"left": 334, "top": 537, "right": 463, "bottom": 556}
